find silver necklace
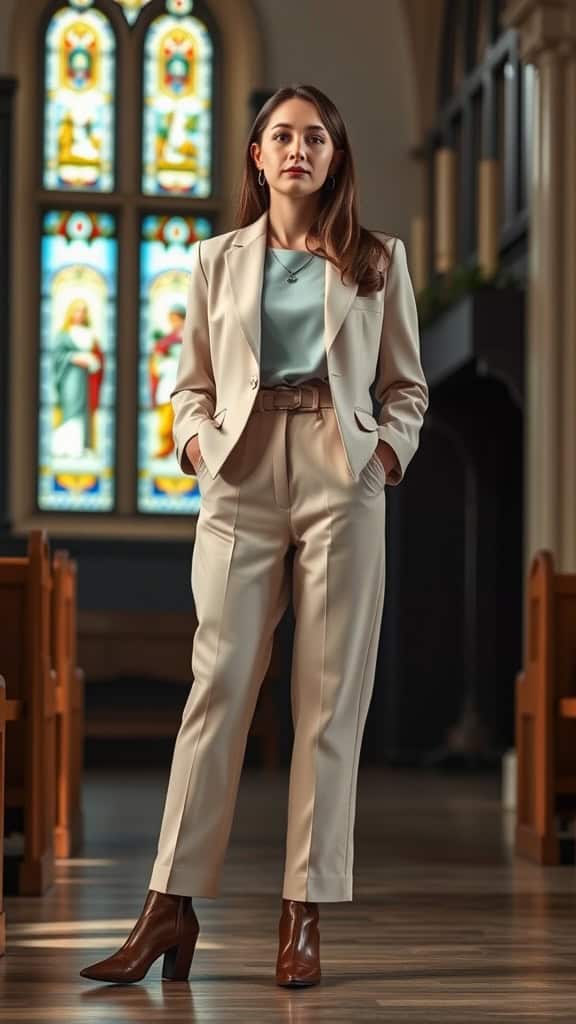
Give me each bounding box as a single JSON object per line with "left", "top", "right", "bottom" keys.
{"left": 269, "top": 247, "right": 316, "bottom": 284}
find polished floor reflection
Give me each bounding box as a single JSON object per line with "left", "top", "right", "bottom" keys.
{"left": 1, "top": 767, "right": 575, "bottom": 1021}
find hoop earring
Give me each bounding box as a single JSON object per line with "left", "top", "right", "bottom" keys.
{"left": 327, "top": 175, "right": 336, "bottom": 190}
{"left": 258, "top": 168, "right": 266, "bottom": 186}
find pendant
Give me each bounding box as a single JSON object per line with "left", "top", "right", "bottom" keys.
{"left": 287, "top": 275, "right": 298, "bottom": 283}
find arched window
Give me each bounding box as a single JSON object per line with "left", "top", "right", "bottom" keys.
{"left": 43, "top": 2, "right": 117, "bottom": 192}
{"left": 9, "top": 0, "right": 261, "bottom": 537}
{"left": 36, "top": 0, "right": 217, "bottom": 519}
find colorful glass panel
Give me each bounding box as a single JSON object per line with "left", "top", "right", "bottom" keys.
{"left": 167, "top": 0, "right": 194, "bottom": 14}
{"left": 112, "top": 0, "right": 153, "bottom": 25}
{"left": 44, "top": 3, "right": 115, "bottom": 192}
{"left": 142, "top": 10, "right": 213, "bottom": 196}
{"left": 38, "top": 211, "right": 117, "bottom": 512}
{"left": 137, "top": 215, "right": 212, "bottom": 514}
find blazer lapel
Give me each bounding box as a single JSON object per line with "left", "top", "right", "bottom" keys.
{"left": 324, "top": 257, "right": 359, "bottom": 355}
{"left": 224, "top": 211, "right": 268, "bottom": 367}
{"left": 225, "top": 208, "right": 360, "bottom": 366}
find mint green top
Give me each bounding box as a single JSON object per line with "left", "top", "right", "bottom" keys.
{"left": 260, "top": 248, "right": 328, "bottom": 387}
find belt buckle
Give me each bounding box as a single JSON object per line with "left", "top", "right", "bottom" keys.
{"left": 274, "top": 388, "right": 301, "bottom": 410}
{"left": 299, "top": 383, "right": 319, "bottom": 410}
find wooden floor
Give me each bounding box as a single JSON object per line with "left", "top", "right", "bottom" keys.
{"left": 1, "top": 767, "right": 576, "bottom": 1021}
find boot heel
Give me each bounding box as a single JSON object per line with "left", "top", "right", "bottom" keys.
{"left": 161, "top": 924, "right": 199, "bottom": 981}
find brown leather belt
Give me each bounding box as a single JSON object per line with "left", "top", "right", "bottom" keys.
{"left": 253, "top": 381, "right": 333, "bottom": 412}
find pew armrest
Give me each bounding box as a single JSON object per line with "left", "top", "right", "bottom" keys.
{"left": 4, "top": 699, "right": 23, "bottom": 721}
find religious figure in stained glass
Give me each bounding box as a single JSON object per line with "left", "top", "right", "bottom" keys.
{"left": 137, "top": 214, "right": 212, "bottom": 514}
{"left": 142, "top": 11, "right": 213, "bottom": 196}
{"left": 52, "top": 298, "right": 104, "bottom": 458}
{"left": 149, "top": 304, "right": 186, "bottom": 458}
{"left": 38, "top": 210, "right": 117, "bottom": 512}
{"left": 44, "top": 4, "right": 115, "bottom": 192}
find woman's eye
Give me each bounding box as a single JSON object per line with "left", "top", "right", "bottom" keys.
{"left": 272, "top": 133, "right": 325, "bottom": 144}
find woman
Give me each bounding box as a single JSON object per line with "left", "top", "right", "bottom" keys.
{"left": 80, "top": 84, "right": 428, "bottom": 988}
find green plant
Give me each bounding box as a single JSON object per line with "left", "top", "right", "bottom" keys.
{"left": 416, "top": 263, "right": 524, "bottom": 329}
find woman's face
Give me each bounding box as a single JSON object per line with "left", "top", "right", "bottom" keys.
{"left": 251, "top": 97, "right": 342, "bottom": 200}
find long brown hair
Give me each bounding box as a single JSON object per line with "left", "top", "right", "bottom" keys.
{"left": 234, "top": 84, "right": 391, "bottom": 295}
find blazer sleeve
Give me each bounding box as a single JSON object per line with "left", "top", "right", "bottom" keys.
{"left": 373, "top": 236, "right": 429, "bottom": 486}
{"left": 170, "top": 239, "right": 216, "bottom": 475}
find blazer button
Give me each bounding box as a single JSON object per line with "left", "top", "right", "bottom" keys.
{"left": 249, "top": 376, "right": 259, "bottom": 389}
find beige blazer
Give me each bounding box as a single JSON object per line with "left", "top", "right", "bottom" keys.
{"left": 171, "top": 208, "right": 428, "bottom": 485}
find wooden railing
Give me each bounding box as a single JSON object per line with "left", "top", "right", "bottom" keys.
{"left": 515, "top": 550, "right": 576, "bottom": 864}
{"left": 0, "top": 675, "right": 6, "bottom": 955}
{"left": 0, "top": 531, "right": 56, "bottom": 895}
{"left": 52, "top": 549, "right": 84, "bottom": 858}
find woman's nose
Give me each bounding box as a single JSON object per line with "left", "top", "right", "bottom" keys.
{"left": 290, "top": 144, "right": 307, "bottom": 160}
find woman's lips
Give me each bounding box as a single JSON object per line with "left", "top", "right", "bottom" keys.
{"left": 284, "top": 169, "right": 308, "bottom": 174}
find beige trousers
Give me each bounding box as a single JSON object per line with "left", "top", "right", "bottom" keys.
{"left": 148, "top": 384, "right": 387, "bottom": 902}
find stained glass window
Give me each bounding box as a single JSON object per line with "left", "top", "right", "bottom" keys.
{"left": 137, "top": 215, "right": 212, "bottom": 514}
{"left": 38, "top": 211, "right": 118, "bottom": 512}
{"left": 44, "top": 1, "right": 116, "bottom": 192}
{"left": 113, "top": 0, "right": 153, "bottom": 24}
{"left": 142, "top": 3, "right": 213, "bottom": 196}
{"left": 36, "top": 0, "right": 219, "bottom": 521}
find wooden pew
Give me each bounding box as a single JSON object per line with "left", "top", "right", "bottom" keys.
{"left": 515, "top": 550, "right": 576, "bottom": 864}
{"left": 0, "top": 675, "right": 6, "bottom": 955}
{"left": 51, "top": 550, "right": 84, "bottom": 858}
{"left": 0, "top": 530, "right": 56, "bottom": 894}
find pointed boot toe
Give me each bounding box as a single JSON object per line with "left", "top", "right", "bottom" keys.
{"left": 276, "top": 898, "right": 321, "bottom": 987}
{"left": 79, "top": 957, "right": 134, "bottom": 984}
{"left": 79, "top": 890, "right": 199, "bottom": 984}
{"left": 79, "top": 964, "right": 100, "bottom": 981}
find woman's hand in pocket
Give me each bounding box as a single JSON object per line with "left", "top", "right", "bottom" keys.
{"left": 374, "top": 439, "right": 399, "bottom": 477}
{"left": 185, "top": 436, "right": 203, "bottom": 474}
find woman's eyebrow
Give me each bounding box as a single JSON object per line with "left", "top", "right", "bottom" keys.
{"left": 270, "top": 122, "right": 326, "bottom": 131}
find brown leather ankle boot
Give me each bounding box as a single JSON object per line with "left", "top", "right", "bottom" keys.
{"left": 80, "top": 889, "right": 199, "bottom": 983}
{"left": 275, "top": 898, "right": 321, "bottom": 987}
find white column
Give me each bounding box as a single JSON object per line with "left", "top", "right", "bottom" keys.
{"left": 504, "top": 0, "right": 576, "bottom": 574}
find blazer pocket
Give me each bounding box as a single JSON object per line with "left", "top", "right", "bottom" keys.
{"left": 354, "top": 407, "right": 379, "bottom": 431}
